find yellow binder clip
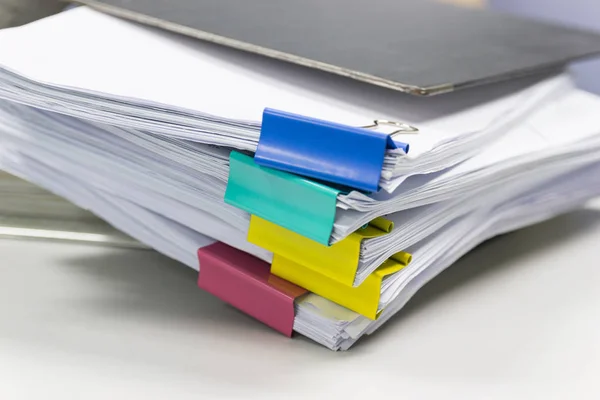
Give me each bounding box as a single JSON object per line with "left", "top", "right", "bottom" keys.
{"left": 248, "top": 215, "right": 403, "bottom": 287}
{"left": 272, "top": 255, "right": 409, "bottom": 320}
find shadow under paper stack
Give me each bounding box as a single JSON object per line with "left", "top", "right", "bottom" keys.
{"left": 0, "top": 171, "right": 142, "bottom": 247}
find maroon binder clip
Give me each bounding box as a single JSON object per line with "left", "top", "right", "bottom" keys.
{"left": 197, "top": 242, "right": 307, "bottom": 336}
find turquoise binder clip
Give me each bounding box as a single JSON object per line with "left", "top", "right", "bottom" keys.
{"left": 224, "top": 151, "right": 340, "bottom": 245}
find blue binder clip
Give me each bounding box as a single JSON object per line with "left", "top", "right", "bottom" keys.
{"left": 254, "top": 108, "right": 414, "bottom": 193}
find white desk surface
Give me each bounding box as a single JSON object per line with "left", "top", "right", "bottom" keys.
{"left": 1, "top": 202, "right": 600, "bottom": 400}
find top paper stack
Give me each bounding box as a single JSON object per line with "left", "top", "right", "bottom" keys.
{"left": 1, "top": 3, "right": 600, "bottom": 350}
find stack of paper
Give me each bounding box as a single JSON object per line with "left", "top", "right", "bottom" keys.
{"left": 1, "top": 7, "right": 600, "bottom": 350}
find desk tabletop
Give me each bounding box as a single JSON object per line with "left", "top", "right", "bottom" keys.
{"left": 1, "top": 201, "right": 600, "bottom": 399}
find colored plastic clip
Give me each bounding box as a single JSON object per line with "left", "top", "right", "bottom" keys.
{"left": 197, "top": 242, "right": 308, "bottom": 336}
{"left": 225, "top": 151, "right": 339, "bottom": 245}
{"left": 255, "top": 108, "right": 410, "bottom": 192}
{"left": 248, "top": 215, "right": 411, "bottom": 287}
{"left": 271, "top": 255, "right": 410, "bottom": 320}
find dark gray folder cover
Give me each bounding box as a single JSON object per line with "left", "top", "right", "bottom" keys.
{"left": 73, "top": 0, "right": 600, "bottom": 95}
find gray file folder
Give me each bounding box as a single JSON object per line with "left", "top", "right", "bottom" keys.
{"left": 73, "top": 0, "right": 600, "bottom": 95}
